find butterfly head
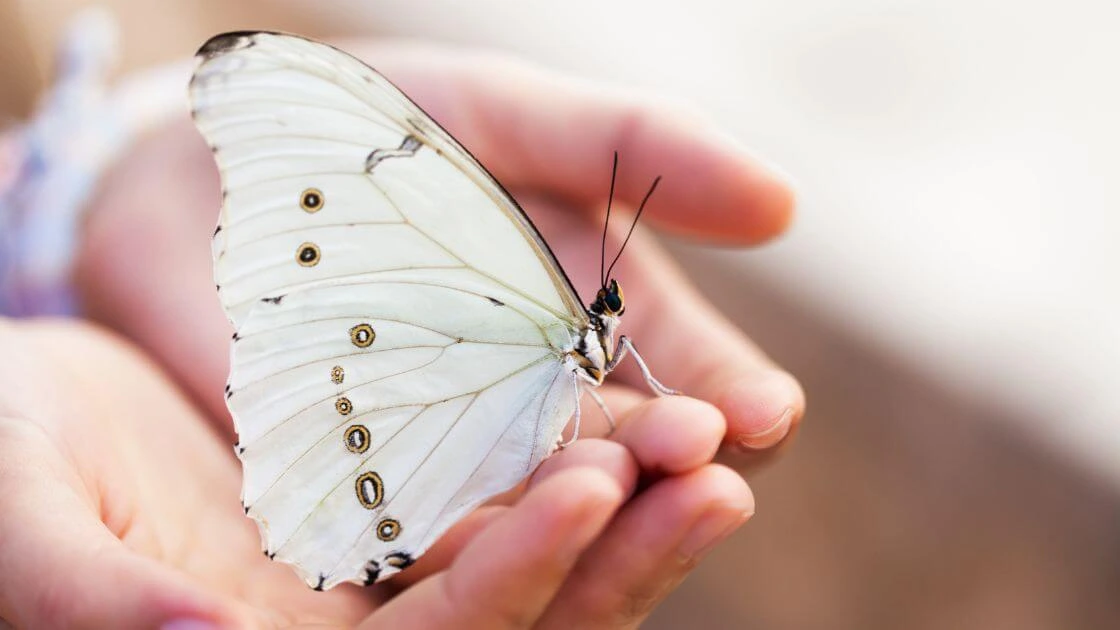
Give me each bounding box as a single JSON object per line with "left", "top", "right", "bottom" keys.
{"left": 588, "top": 279, "right": 625, "bottom": 362}
{"left": 591, "top": 279, "right": 625, "bottom": 318}
{"left": 581, "top": 279, "right": 624, "bottom": 375}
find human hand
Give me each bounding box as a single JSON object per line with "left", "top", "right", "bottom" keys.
{"left": 67, "top": 40, "right": 805, "bottom": 626}
{"left": 0, "top": 319, "right": 748, "bottom": 628}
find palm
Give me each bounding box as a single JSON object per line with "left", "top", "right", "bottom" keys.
{"left": 0, "top": 322, "right": 377, "bottom": 625}
{"left": 104, "top": 400, "right": 379, "bottom": 625}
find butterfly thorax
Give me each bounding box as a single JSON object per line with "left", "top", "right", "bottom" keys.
{"left": 572, "top": 280, "right": 626, "bottom": 384}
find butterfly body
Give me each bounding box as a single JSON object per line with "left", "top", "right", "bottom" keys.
{"left": 191, "top": 31, "right": 667, "bottom": 590}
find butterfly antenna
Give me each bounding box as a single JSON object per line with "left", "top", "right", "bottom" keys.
{"left": 605, "top": 175, "right": 661, "bottom": 283}
{"left": 600, "top": 151, "right": 619, "bottom": 288}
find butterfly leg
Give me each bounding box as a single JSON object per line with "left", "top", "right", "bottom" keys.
{"left": 609, "top": 336, "right": 680, "bottom": 396}
{"left": 560, "top": 373, "right": 616, "bottom": 448}
{"left": 584, "top": 385, "right": 616, "bottom": 435}
{"left": 559, "top": 378, "right": 584, "bottom": 449}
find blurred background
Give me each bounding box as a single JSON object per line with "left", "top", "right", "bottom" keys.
{"left": 3, "top": 1, "right": 1117, "bottom": 628}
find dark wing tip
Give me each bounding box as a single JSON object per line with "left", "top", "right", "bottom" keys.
{"left": 362, "top": 564, "right": 381, "bottom": 586}
{"left": 196, "top": 31, "right": 269, "bottom": 58}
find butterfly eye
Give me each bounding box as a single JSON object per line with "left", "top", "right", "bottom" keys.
{"left": 300, "top": 188, "right": 325, "bottom": 212}
{"left": 377, "top": 518, "right": 402, "bottom": 541}
{"left": 297, "top": 242, "right": 321, "bottom": 267}
{"left": 605, "top": 291, "right": 623, "bottom": 313}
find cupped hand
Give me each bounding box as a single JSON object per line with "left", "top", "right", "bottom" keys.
{"left": 0, "top": 319, "right": 748, "bottom": 629}
{"left": 58, "top": 39, "right": 805, "bottom": 627}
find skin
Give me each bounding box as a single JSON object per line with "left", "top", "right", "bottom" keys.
{"left": 0, "top": 42, "right": 805, "bottom": 629}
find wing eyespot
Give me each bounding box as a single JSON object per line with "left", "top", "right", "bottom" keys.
{"left": 300, "top": 188, "right": 324, "bottom": 212}
{"left": 297, "top": 242, "right": 321, "bottom": 267}
{"left": 350, "top": 323, "right": 375, "bottom": 347}
{"left": 356, "top": 472, "right": 384, "bottom": 509}
{"left": 330, "top": 365, "right": 345, "bottom": 384}
{"left": 376, "top": 518, "right": 402, "bottom": 541}
{"left": 335, "top": 397, "right": 353, "bottom": 415}
{"left": 344, "top": 425, "right": 371, "bottom": 454}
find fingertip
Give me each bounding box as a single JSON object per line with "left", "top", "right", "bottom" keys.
{"left": 615, "top": 105, "right": 797, "bottom": 245}
{"left": 696, "top": 128, "right": 797, "bottom": 244}
{"left": 697, "top": 463, "right": 757, "bottom": 517}
{"left": 612, "top": 396, "right": 725, "bottom": 475}
{"left": 720, "top": 369, "right": 805, "bottom": 452}
{"left": 676, "top": 465, "right": 755, "bottom": 560}
{"left": 734, "top": 151, "right": 798, "bottom": 244}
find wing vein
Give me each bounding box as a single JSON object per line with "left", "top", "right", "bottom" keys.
{"left": 242, "top": 346, "right": 452, "bottom": 446}
{"left": 325, "top": 354, "right": 555, "bottom": 574}
{"left": 414, "top": 366, "right": 562, "bottom": 548}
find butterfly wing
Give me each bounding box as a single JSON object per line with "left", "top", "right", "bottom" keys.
{"left": 190, "top": 32, "right": 586, "bottom": 588}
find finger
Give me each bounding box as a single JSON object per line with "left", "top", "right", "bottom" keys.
{"left": 537, "top": 465, "right": 753, "bottom": 630}
{"left": 643, "top": 271, "right": 806, "bottom": 455}
{"left": 0, "top": 419, "right": 249, "bottom": 630}
{"left": 607, "top": 396, "right": 725, "bottom": 477}
{"left": 514, "top": 192, "right": 806, "bottom": 456}
{"left": 529, "top": 438, "right": 639, "bottom": 496}
{"left": 390, "top": 395, "right": 731, "bottom": 591}
{"left": 389, "top": 438, "right": 638, "bottom": 588}
{"left": 357, "top": 42, "right": 796, "bottom": 245}
{"left": 379, "top": 506, "right": 507, "bottom": 588}
{"left": 363, "top": 467, "right": 625, "bottom": 630}
{"left": 589, "top": 221, "right": 806, "bottom": 457}
{"left": 76, "top": 120, "right": 233, "bottom": 429}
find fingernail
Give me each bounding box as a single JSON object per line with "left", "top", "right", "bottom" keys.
{"left": 736, "top": 408, "right": 793, "bottom": 451}
{"left": 161, "top": 620, "right": 221, "bottom": 630}
{"left": 679, "top": 510, "right": 750, "bottom": 560}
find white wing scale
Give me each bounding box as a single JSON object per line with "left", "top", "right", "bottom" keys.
{"left": 191, "top": 32, "right": 586, "bottom": 588}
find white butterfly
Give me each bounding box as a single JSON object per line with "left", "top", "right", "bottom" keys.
{"left": 189, "top": 31, "right": 673, "bottom": 590}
